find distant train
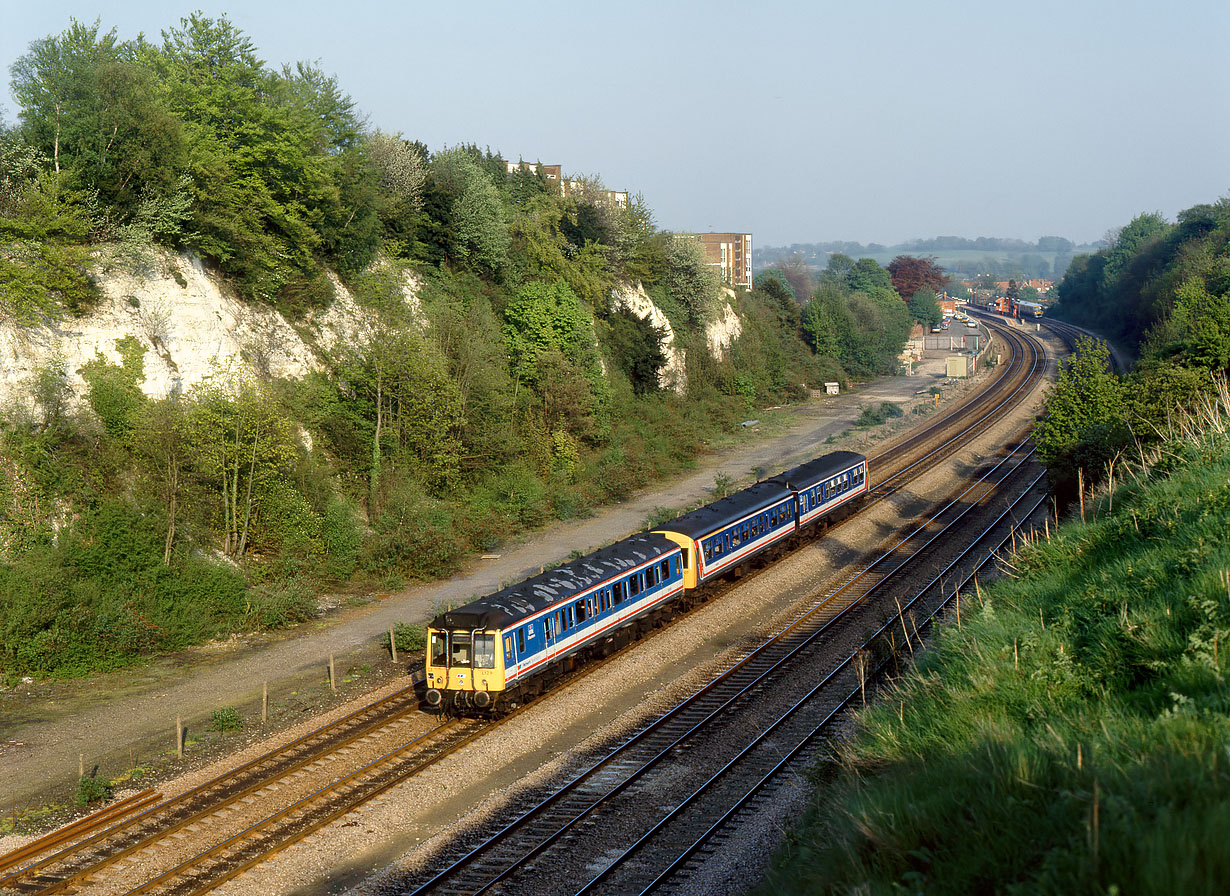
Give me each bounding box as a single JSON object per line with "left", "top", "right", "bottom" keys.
{"left": 987, "top": 296, "right": 1043, "bottom": 318}
{"left": 425, "top": 451, "right": 869, "bottom": 713}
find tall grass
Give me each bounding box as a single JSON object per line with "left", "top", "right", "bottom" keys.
{"left": 759, "top": 380, "right": 1230, "bottom": 895}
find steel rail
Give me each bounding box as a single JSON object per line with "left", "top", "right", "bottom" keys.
{"left": 405, "top": 439, "right": 1043, "bottom": 895}
{"left": 582, "top": 475, "right": 1051, "bottom": 895}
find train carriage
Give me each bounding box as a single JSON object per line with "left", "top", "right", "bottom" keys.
{"left": 425, "top": 533, "right": 684, "bottom": 713}
{"left": 770, "top": 451, "right": 868, "bottom": 531}
{"left": 653, "top": 481, "right": 797, "bottom": 590}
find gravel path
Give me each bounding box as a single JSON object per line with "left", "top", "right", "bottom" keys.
{"left": 0, "top": 360, "right": 972, "bottom": 822}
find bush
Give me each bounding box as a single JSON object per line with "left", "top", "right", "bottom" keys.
{"left": 855, "top": 401, "right": 904, "bottom": 427}
{"left": 75, "top": 774, "right": 112, "bottom": 806}
{"left": 209, "top": 706, "right": 242, "bottom": 733}
{"left": 245, "top": 580, "right": 317, "bottom": 630}
{"left": 385, "top": 622, "right": 426, "bottom": 653}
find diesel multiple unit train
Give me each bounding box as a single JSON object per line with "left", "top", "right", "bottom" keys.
{"left": 425, "top": 451, "right": 869, "bottom": 713}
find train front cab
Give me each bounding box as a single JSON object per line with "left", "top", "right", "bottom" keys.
{"left": 425, "top": 627, "right": 506, "bottom": 712}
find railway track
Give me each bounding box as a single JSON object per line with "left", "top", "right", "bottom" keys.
{"left": 0, "top": 317, "right": 1055, "bottom": 896}
{"left": 402, "top": 440, "right": 1049, "bottom": 895}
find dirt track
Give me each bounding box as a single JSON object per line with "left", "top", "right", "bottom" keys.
{"left": 0, "top": 361, "right": 977, "bottom": 819}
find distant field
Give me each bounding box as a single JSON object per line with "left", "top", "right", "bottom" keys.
{"left": 755, "top": 247, "right": 1086, "bottom": 280}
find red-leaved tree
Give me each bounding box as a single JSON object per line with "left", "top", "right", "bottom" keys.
{"left": 887, "top": 255, "right": 947, "bottom": 302}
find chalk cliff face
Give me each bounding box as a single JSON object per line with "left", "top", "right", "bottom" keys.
{"left": 706, "top": 288, "right": 743, "bottom": 358}
{"left": 610, "top": 282, "right": 687, "bottom": 393}
{"left": 609, "top": 283, "right": 745, "bottom": 394}
{"left": 0, "top": 251, "right": 420, "bottom": 416}
{"left": 0, "top": 252, "right": 742, "bottom": 419}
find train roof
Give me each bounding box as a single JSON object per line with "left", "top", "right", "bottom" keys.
{"left": 653, "top": 480, "right": 794, "bottom": 540}
{"left": 431, "top": 532, "right": 680, "bottom": 631}
{"left": 769, "top": 451, "right": 866, "bottom": 491}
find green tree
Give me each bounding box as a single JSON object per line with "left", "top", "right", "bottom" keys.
{"left": 1033, "top": 336, "right": 1130, "bottom": 485}
{"left": 846, "top": 257, "right": 893, "bottom": 294}
{"left": 907, "top": 289, "right": 942, "bottom": 327}
{"left": 605, "top": 308, "right": 667, "bottom": 396}
{"left": 184, "top": 370, "right": 299, "bottom": 557}
{"left": 663, "top": 234, "right": 722, "bottom": 327}
{"left": 10, "top": 19, "right": 186, "bottom": 222}
{"left": 430, "top": 146, "right": 510, "bottom": 274}
{"left": 80, "top": 336, "right": 147, "bottom": 438}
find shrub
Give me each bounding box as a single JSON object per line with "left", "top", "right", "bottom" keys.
{"left": 209, "top": 706, "right": 242, "bottom": 733}
{"left": 75, "top": 774, "right": 112, "bottom": 806}
{"left": 385, "top": 622, "right": 426, "bottom": 653}
{"left": 855, "top": 401, "right": 904, "bottom": 427}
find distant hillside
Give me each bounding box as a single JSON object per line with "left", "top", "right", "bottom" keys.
{"left": 756, "top": 236, "right": 1105, "bottom": 281}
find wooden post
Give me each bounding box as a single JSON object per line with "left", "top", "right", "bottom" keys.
{"left": 856, "top": 650, "right": 867, "bottom": 705}
{"left": 79, "top": 754, "right": 84, "bottom": 777}
{"left": 390, "top": 625, "right": 398, "bottom": 664}
{"left": 329, "top": 654, "right": 336, "bottom": 692}
{"left": 895, "top": 597, "right": 914, "bottom": 654}
{"left": 1078, "top": 467, "right": 1086, "bottom": 523}
{"left": 262, "top": 682, "right": 268, "bottom": 724}
{"left": 176, "top": 716, "right": 183, "bottom": 758}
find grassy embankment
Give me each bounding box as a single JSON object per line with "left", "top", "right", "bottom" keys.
{"left": 760, "top": 389, "right": 1230, "bottom": 894}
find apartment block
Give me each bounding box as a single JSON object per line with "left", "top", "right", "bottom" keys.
{"left": 697, "top": 232, "right": 754, "bottom": 289}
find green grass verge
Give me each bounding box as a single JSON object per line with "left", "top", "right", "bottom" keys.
{"left": 758, "top": 429, "right": 1230, "bottom": 895}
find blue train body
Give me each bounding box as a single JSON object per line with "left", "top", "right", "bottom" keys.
{"left": 425, "top": 451, "right": 868, "bottom": 713}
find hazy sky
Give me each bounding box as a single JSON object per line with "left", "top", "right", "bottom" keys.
{"left": 3, "top": 0, "right": 1228, "bottom": 248}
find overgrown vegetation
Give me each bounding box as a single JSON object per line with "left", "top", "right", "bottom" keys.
{"left": 1036, "top": 198, "right": 1230, "bottom": 495}
{"left": 760, "top": 383, "right": 1230, "bottom": 895}
{"left": 0, "top": 15, "right": 916, "bottom": 680}
{"left": 761, "top": 195, "right": 1230, "bottom": 894}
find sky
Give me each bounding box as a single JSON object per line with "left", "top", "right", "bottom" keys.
{"left": 2, "top": 0, "right": 1228, "bottom": 248}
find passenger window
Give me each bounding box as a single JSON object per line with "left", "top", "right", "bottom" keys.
{"left": 517, "top": 629, "right": 525, "bottom": 653}
{"left": 631, "top": 573, "right": 642, "bottom": 596}
{"left": 504, "top": 635, "right": 513, "bottom": 658}
{"left": 576, "top": 600, "right": 586, "bottom": 623}
{"left": 474, "top": 633, "right": 495, "bottom": 669}
{"left": 661, "top": 560, "right": 669, "bottom": 580}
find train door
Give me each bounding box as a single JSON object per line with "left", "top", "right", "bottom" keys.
{"left": 544, "top": 611, "right": 559, "bottom": 659}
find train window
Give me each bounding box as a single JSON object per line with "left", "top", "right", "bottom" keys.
{"left": 631, "top": 573, "right": 642, "bottom": 596}
{"left": 660, "top": 560, "right": 670, "bottom": 580}
{"left": 504, "top": 635, "right": 513, "bottom": 658}
{"left": 680, "top": 551, "right": 689, "bottom": 570}
{"left": 517, "top": 628, "right": 526, "bottom": 653}
{"left": 576, "top": 600, "right": 586, "bottom": 623}
{"left": 674, "top": 557, "right": 681, "bottom": 575}
{"left": 731, "top": 531, "right": 741, "bottom": 547}
{"left": 450, "top": 633, "right": 472, "bottom": 666}
{"left": 430, "top": 632, "right": 448, "bottom": 666}
{"left": 567, "top": 607, "right": 575, "bottom": 629}
{"left": 474, "top": 634, "right": 495, "bottom": 668}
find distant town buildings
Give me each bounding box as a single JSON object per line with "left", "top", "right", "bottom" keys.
{"left": 505, "top": 160, "right": 628, "bottom": 209}
{"left": 697, "top": 232, "right": 754, "bottom": 290}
